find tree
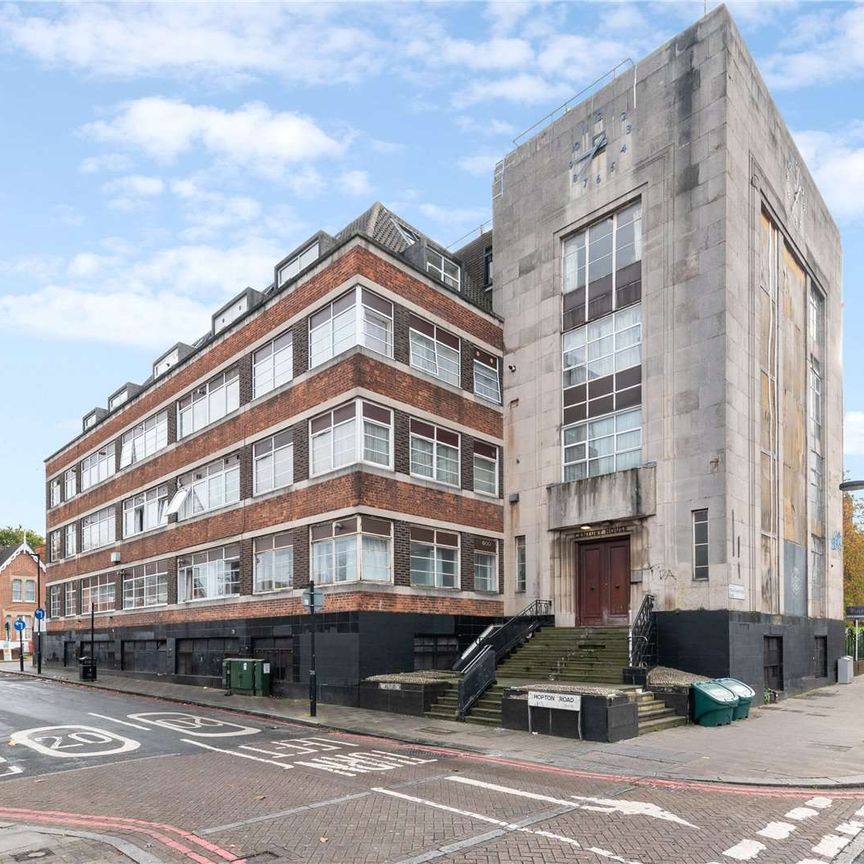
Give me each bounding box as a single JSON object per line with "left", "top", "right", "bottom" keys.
{"left": 843, "top": 493, "right": 864, "bottom": 610}
{"left": 0, "top": 526, "right": 44, "bottom": 550}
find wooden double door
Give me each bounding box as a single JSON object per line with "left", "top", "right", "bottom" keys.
{"left": 576, "top": 538, "right": 630, "bottom": 626}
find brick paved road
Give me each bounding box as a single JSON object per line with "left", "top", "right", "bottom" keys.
{"left": 1, "top": 677, "right": 863, "bottom": 864}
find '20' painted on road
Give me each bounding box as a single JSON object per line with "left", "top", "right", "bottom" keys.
{"left": 11, "top": 726, "right": 140, "bottom": 758}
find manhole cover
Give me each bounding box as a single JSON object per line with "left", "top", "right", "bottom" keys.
{"left": 13, "top": 850, "right": 55, "bottom": 862}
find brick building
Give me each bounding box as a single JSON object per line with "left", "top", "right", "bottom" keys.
{"left": 43, "top": 204, "right": 504, "bottom": 700}
{"left": 0, "top": 543, "right": 42, "bottom": 650}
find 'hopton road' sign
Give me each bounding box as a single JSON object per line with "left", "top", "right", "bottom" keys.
{"left": 528, "top": 691, "right": 581, "bottom": 712}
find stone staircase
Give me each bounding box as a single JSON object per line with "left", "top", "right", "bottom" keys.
{"left": 635, "top": 690, "right": 687, "bottom": 735}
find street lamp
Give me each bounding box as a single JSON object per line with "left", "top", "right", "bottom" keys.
{"left": 23, "top": 548, "right": 42, "bottom": 675}
{"left": 840, "top": 480, "right": 864, "bottom": 492}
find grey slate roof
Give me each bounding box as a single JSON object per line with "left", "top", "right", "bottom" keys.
{"left": 0, "top": 547, "right": 16, "bottom": 569}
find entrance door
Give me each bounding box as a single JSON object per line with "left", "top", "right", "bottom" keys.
{"left": 576, "top": 538, "right": 630, "bottom": 626}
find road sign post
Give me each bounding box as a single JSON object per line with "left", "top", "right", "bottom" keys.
{"left": 14, "top": 618, "right": 25, "bottom": 672}
{"left": 302, "top": 581, "right": 325, "bottom": 718}
{"left": 34, "top": 608, "right": 44, "bottom": 675}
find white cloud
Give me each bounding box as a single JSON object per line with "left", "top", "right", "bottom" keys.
{"left": 439, "top": 37, "right": 533, "bottom": 71}
{"left": 846, "top": 412, "right": 864, "bottom": 456}
{"left": 794, "top": 127, "right": 864, "bottom": 222}
{"left": 67, "top": 252, "right": 121, "bottom": 279}
{"left": 339, "top": 170, "right": 373, "bottom": 197}
{"left": 79, "top": 153, "right": 134, "bottom": 174}
{"left": 82, "top": 98, "right": 348, "bottom": 179}
{"left": 484, "top": 1, "right": 534, "bottom": 35}
{"left": 169, "top": 178, "right": 262, "bottom": 240}
{"left": 418, "top": 203, "right": 489, "bottom": 226}
{"left": 454, "top": 73, "right": 570, "bottom": 108}
{"left": 457, "top": 153, "right": 502, "bottom": 177}
{"left": 455, "top": 116, "right": 517, "bottom": 137}
{"left": 101, "top": 174, "right": 164, "bottom": 210}
{"left": 537, "top": 34, "right": 635, "bottom": 81}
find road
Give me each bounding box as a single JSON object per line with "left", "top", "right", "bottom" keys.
{"left": 0, "top": 676, "right": 862, "bottom": 864}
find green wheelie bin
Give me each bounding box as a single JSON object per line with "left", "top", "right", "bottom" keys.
{"left": 691, "top": 681, "right": 738, "bottom": 726}
{"left": 713, "top": 677, "right": 755, "bottom": 720}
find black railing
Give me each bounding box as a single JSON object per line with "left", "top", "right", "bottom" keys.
{"left": 457, "top": 645, "right": 496, "bottom": 720}
{"left": 453, "top": 598, "right": 553, "bottom": 672}
{"left": 630, "top": 593, "right": 657, "bottom": 668}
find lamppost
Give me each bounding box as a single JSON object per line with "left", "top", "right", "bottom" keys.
{"left": 840, "top": 480, "right": 864, "bottom": 662}
{"left": 23, "top": 547, "right": 42, "bottom": 675}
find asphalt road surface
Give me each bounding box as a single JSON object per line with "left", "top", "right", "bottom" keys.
{"left": 0, "top": 675, "right": 863, "bottom": 864}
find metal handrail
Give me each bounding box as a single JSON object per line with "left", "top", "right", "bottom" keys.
{"left": 629, "top": 593, "right": 656, "bottom": 668}
{"left": 457, "top": 645, "right": 496, "bottom": 720}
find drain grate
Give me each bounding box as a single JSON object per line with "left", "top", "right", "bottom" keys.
{"left": 417, "top": 727, "right": 457, "bottom": 735}
{"left": 12, "top": 850, "right": 55, "bottom": 862}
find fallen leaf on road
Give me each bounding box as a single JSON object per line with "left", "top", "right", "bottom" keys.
{"left": 320, "top": 837, "right": 328, "bottom": 843}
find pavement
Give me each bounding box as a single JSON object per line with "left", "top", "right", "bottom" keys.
{"left": 3, "top": 661, "right": 864, "bottom": 789}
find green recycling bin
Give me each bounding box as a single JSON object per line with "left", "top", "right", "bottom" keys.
{"left": 713, "top": 677, "right": 755, "bottom": 720}
{"left": 692, "top": 681, "right": 738, "bottom": 726}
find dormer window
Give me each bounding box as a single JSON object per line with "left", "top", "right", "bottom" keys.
{"left": 154, "top": 348, "right": 179, "bottom": 378}
{"left": 278, "top": 241, "right": 319, "bottom": 287}
{"left": 213, "top": 297, "right": 248, "bottom": 334}
{"left": 109, "top": 389, "right": 128, "bottom": 411}
{"left": 83, "top": 413, "right": 97, "bottom": 430}
{"left": 425, "top": 248, "right": 461, "bottom": 291}
{"left": 392, "top": 221, "right": 417, "bottom": 246}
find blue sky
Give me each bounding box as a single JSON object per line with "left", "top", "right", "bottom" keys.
{"left": 1, "top": 0, "right": 864, "bottom": 533}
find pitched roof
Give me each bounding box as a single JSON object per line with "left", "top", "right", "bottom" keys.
{"left": 0, "top": 547, "right": 17, "bottom": 569}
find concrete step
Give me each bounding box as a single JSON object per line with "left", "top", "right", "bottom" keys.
{"left": 638, "top": 715, "right": 688, "bottom": 736}
{"left": 465, "top": 715, "right": 500, "bottom": 727}
{"left": 638, "top": 705, "right": 675, "bottom": 720}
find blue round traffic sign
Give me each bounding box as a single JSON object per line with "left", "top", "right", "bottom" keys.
{"left": 13, "top": 620, "right": 25, "bottom": 632}
{"left": 34, "top": 608, "right": 44, "bottom": 620}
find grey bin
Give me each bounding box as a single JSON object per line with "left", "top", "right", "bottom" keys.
{"left": 838, "top": 656, "right": 854, "bottom": 685}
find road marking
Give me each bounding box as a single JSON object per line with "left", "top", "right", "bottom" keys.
{"left": 374, "top": 786, "right": 644, "bottom": 864}
{"left": 295, "top": 750, "right": 437, "bottom": 777}
{"left": 757, "top": 822, "right": 795, "bottom": 840}
{"left": 11, "top": 726, "right": 139, "bottom": 758}
{"left": 446, "top": 775, "right": 697, "bottom": 828}
{"left": 0, "top": 756, "right": 23, "bottom": 778}
{"left": 182, "top": 739, "right": 293, "bottom": 769}
{"left": 806, "top": 796, "right": 833, "bottom": 809}
{"left": 812, "top": 834, "right": 851, "bottom": 858}
{"left": 128, "top": 712, "right": 260, "bottom": 737}
{"left": 785, "top": 807, "right": 820, "bottom": 821}
{"left": 836, "top": 821, "right": 864, "bottom": 837}
{"left": 88, "top": 713, "right": 151, "bottom": 730}
{"left": 721, "top": 839, "right": 765, "bottom": 860}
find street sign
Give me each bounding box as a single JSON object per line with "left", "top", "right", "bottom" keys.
{"left": 301, "top": 588, "right": 325, "bottom": 610}
{"left": 528, "top": 691, "right": 581, "bottom": 712}
{"left": 847, "top": 606, "right": 864, "bottom": 618}
{"left": 13, "top": 620, "right": 25, "bottom": 633}
{"left": 34, "top": 608, "right": 45, "bottom": 621}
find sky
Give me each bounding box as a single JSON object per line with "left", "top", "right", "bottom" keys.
{"left": 1, "top": 0, "right": 864, "bottom": 534}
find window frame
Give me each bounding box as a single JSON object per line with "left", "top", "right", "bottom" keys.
{"left": 120, "top": 410, "right": 168, "bottom": 469}
{"left": 65, "top": 581, "right": 77, "bottom": 617}
{"left": 49, "top": 478, "right": 61, "bottom": 508}
{"left": 81, "top": 573, "right": 115, "bottom": 614}
{"left": 177, "top": 544, "right": 241, "bottom": 603}
{"left": 81, "top": 505, "right": 116, "bottom": 552}
{"left": 693, "top": 509, "right": 709, "bottom": 581}
{"left": 425, "top": 247, "right": 461, "bottom": 291}
{"left": 123, "top": 562, "right": 169, "bottom": 610}
{"left": 80, "top": 442, "right": 116, "bottom": 491}
{"left": 65, "top": 523, "right": 77, "bottom": 557}
{"left": 177, "top": 367, "right": 240, "bottom": 439}
{"left": 64, "top": 468, "right": 77, "bottom": 500}
{"left": 562, "top": 407, "right": 642, "bottom": 482}
{"left": 473, "top": 351, "right": 501, "bottom": 404}
{"left": 49, "top": 585, "right": 61, "bottom": 619}
{"left": 409, "top": 419, "right": 461, "bottom": 488}
{"left": 254, "top": 532, "right": 294, "bottom": 594}
{"left": 122, "top": 485, "right": 169, "bottom": 538}
{"left": 253, "top": 431, "right": 294, "bottom": 495}
{"left": 278, "top": 240, "right": 319, "bottom": 287}
{"left": 473, "top": 441, "right": 499, "bottom": 497}
{"left": 309, "top": 400, "right": 392, "bottom": 477}
{"left": 11, "top": 579, "right": 21, "bottom": 602}
{"left": 49, "top": 530, "right": 62, "bottom": 563}
{"left": 253, "top": 330, "right": 294, "bottom": 399}
{"left": 310, "top": 517, "right": 393, "bottom": 586}
{"left": 408, "top": 315, "right": 461, "bottom": 387}
{"left": 409, "top": 528, "right": 460, "bottom": 589}
{"left": 473, "top": 544, "right": 498, "bottom": 593}
{"left": 515, "top": 536, "right": 527, "bottom": 593}
{"left": 177, "top": 454, "right": 241, "bottom": 521}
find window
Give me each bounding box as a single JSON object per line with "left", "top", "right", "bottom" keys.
{"left": 178, "top": 544, "right": 240, "bottom": 602}
{"left": 425, "top": 247, "right": 461, "bottom": 291}
{"left": 109, "top": 388, "right": 129, "bottom": 411}
{"left": 408, "top": 315, "right": 460, "bottom": 387}
{"left": 213, "top": 296, "right": 248, "bottom": 334}
{"left": 693, "top": 509, "right": 709, "bottom": 581}
{"left": 562, "top": 303, "right": 641, "bottom": 425}
{"left": 11, "top": 580, "right": 21, "bottom": 602}
{"left": 50, "top": 478, "right": 61, "bottom": 507}
{"left": 311, "top": 516, "right": 392, "bottom": 584}
{"left": 254, "top": 532, "right": 294, "bottom": 593}
{"left": 80, "top": 442, "right": 116, "bottom": 490}
{"left": 414, "top": 635, "right": 459, "bottom": 671}
{"left": 253, "top": 431, "right": 293, "bottom": 494}
{"left": 392, "top": 220, "right": 417, "bottom": 246}
{"left": 562, "top": 201, "right": 641, "bottom": 329}
{"left": 278, "top": 241, "right": 319, "bottom": 287}
{"left": 410, "top": 420, "right": 460, "bottom": 487}
{"left": 484, "top": 246, "right": 493, "bottom": 290}
{"left": 81, "top": 506, "right": 116, "bottom": 552}
{"left": 563, "top": 408, "right": 641, "bottom": 481}
{"left": 49, "top": 530, "right": 61, "bottom": 563}
{"left": 176, "top": 637, "right": 239, "bottom": 677}
{"left": 64, "top": 468, "right": 77, "bottom": 500}
{"left": 65, "top": 524, "right": 77, "bottom": 557}
{"left": 253, "top": 331, "right": 293, "bottom": 398}
{"left": 177, "top": 367, "right": 239, "bottom": 438}
{"left": 474, "top": 540, "right": 498, "bottom": 592}
{"left": 120, "top": 411, "right": 168, "bottom": 468}
{"left": 410, "top": 527, "right": 459, "bottom": 588}
{"left": 473, "top": 350, "right": 501, "bottom": 403}
{"left": 24, "top": 581, "right": 35, "bottom": 602}
{"left": 310, "top": 401, "right": 391, "bottom": 476}
{"left": 308, "top": 286, "right": 393, "bottom": 368}
{"left": 123, "top": 562, "right": 168, "bottom": 609}
{"left": 177, "top": 454, "right": 241, "bottom": 520}
{"left": 81, "top": 573, "right": 115, "bottom": 613}
{"left": 473, "top": 442, "right": 499, "bottom": 496}
{"left": 515, "top": 536, "right": 527, "bottom": 593}
{"left": 123, "top": 485, "right": 169, "bottom": 537}
{"left": 154, "top": 347, "right": 180, "bottom": 378}
{"left": 49, "top": 586, "right": 61, "bottom": 619}
{"left": 65, "top": 582, "right": 77, "bottom": 616}
{"left": 811, "top": 535, "right": 826, "bottom": 618}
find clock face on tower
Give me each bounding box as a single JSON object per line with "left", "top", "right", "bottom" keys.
{"left": 785, "top": 156, "right": 806, "bottom": 229}
{"left": 568, "top": 100, "right": 634, "bottom": 198}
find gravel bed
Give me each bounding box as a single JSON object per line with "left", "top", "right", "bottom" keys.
{"left": 365, "top": 671, "right": 459, "bottom": 684}
{"left": 504, "top": 682, "right": 626, "bottom": 698}
{"left": 648, "top": 665, "right": 710, "bottom": 686}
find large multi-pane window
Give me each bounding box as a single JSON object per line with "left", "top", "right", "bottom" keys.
{"left": 410, "top": 420, "right": 460, "bottom": 487}
{"left": 177, "top": 367, "right": 239, "bottom": 438}
{"left": 50, "top": 478, "right": 61, "bottom": 507}
{"left": 277, "top": 241, "right": 319, "bottom": 287}
{"left": 253, "top": 431, "right": 293, "bottom": 494}
{"left": 81, "top": 506, "right": 116, "bottom": 552}
{"left": 562, "top": 201, "right": 641, "bottom": 329}
{"left": 310, "top": 401, "right": 391, "bottom": 476}
{"left": 123, "top": 485, "right": 169, "bottom": 537}
{"left": 254, "top": 533, "right": 294, "bottom": 593}
{"left": 693, "top": 509, "right": 709, "bottom": 581}
{"left": 473, "top": 442, "right": 499, "bottom": 497}
{"left": 474, "top": 539, "right": 498, "bottom": 593}
{"left": 11, "top": 580, "right": 21, "bottom": 602}
{"left": 811, "top": 535, "right": 826, "bottom": 618}
{"left": 253, "top": 331, "right": 293, "bottom": 398}
{"left": 120, "top": 411, "right": 168, "bottom": 468}
{"left": 809, "top": 284, "right": 826, "bottom": 617}
{"left": 81, "top": 442, "right": 116, "bottom": 490}
{"left": 563, "top": 408, "right": 641, "bottom": 481}
{"left": 410, "top": 527, "right": 459, "bottom": 588}
{"left": 64, "top": 468, "right": 77, "bottom": 500}
{"left": 49, "top": 586, "right": 61, "bottom": 619}
{"left": 425, "top": 247, "right": 461, "bottom": 291}
{"left": 24, "top": 580, "right": 35, "bottom": 602}
{"left": 178, "top": 544, "right": 240, "bottom": 602}
{"left": 309, "top": 286, "right": 393, "bottom": 368}
{"left": 177, "top": 454, "right": 241, "bottom": 520}
{"left": 123, "top": 562, "right": 168, "bottom": 609}
{"left": 515, "top": 536, "right": 527, "bottom": 593}
{"left": 49, "top": 530, "right": 61, "bottom": 563}
{"left": 311, "top": 517, "right": 391, "bottom": 584}
{"left": 408, "top": 315, "right": 460, "bottom": 387}
{"left": 65, "top": 524, "right": 77, "bottom": 557}
{"left": 65, "top": 581, "right": 77, "bottom": 617}
{"left": 81, "top": 573, "right": 115, "bottom": 613}
{"left": 473, "top": 350, "right": 501, "bottom": 403}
